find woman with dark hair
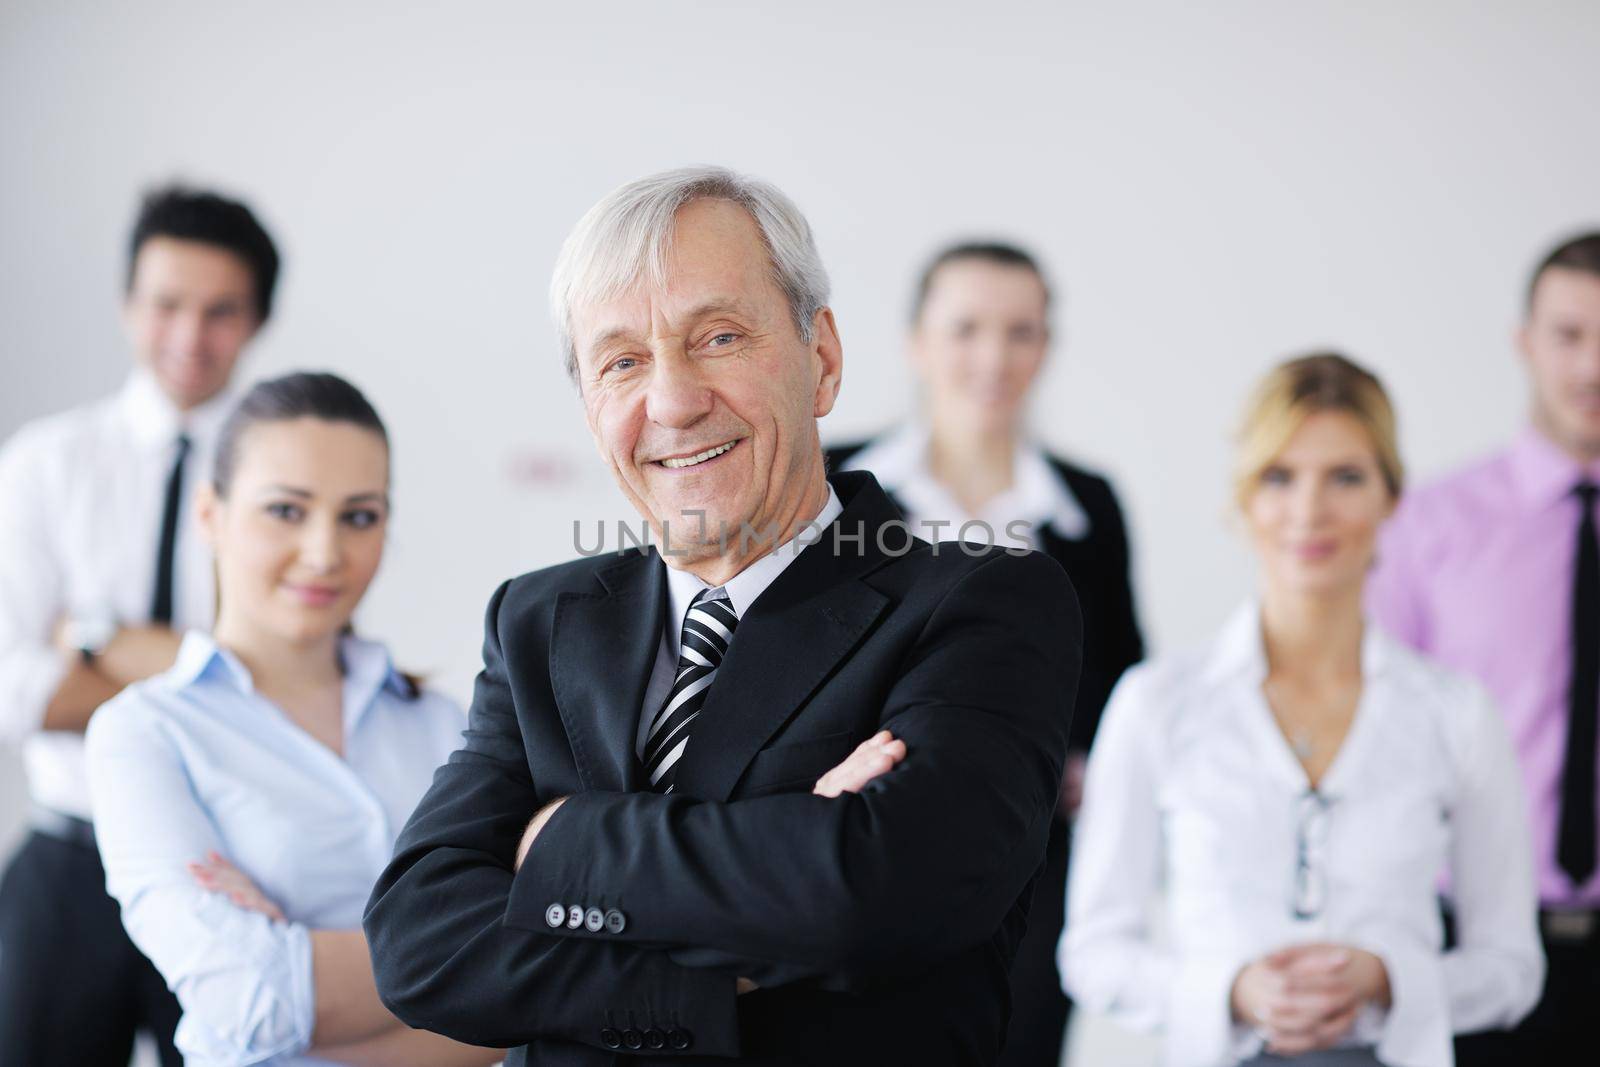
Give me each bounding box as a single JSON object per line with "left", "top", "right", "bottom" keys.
{"left": 827, "top": 241, "right": 1144, "bottom": 1067}
{"left": 86, "top": 373, "right": 498, "bottom": 1066}
{"left": 1061, "top": 355, "right": 1541, "bottom": 1066}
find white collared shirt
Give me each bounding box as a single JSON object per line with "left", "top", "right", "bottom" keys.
{"left": 1060, "top": 603, "right": 1543, "bottom": 1067}
{"left": 85, "top": 631, "right": 466, "bottom": 1066}
{"left": 0, "top": 370, "right": 234, "bottom": 817}
{"left": 836, "top": 423, "right": 1089, "bottom": 548}
{"left": 635, "top": 486, "right": 844, "bottom": 756}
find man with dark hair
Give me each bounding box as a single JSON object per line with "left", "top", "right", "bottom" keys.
{"left": 0, "top": 184, "right": 278, "bottom": 1064}
{"left": 1370, "top": 231, "right": 1600, "bottom": 1062}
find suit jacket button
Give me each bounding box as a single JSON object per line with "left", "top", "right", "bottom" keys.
{"left": 603, "top": 908, "right": 627, "bottom": 934}
{"left": 566, "top": 905, "right": 584, "bottom": 929}
{"left": 622, "top": 1028, "right": 643, "bottom": 1050}
{"left": 600, "top": 1027, "right": 622, "bottom": 1049}
{"left": 668, "top": 1028, "right": 692, "bottom": 1050}
{"left": 544, "top": 904, "right": 565, "bottom": 928}
{"left": 584, "top": 907, "right": 605, "bottom": 932}
{"left": 643, "top": 1027, "right": 666, "bottom": 1049}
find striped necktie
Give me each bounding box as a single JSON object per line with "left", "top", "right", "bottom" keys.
{"left": 643, "top": 588, "right": 739, "bottom": 793}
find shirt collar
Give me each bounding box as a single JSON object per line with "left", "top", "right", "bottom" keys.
{"left": 1507, "top": 424, "right": 1600, "bottom": 511}
{"left": 167, "top": 629, "right": 252, "bottom": 691}
{"left": 116, "top": 368, "right": 241, "bottom": 450}
{"left": 662, "top": 484, "right": 845, "bottom": 634}
{"left": 1199, "top": 601, "right": 1392, "bottom": 689}
{"left": 164, "top": 629, "right": 413, "bottom": 730}
{"left": 839, "top": 423, "right": 1089, "bottom": 540}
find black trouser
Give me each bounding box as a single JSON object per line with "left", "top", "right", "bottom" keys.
{"left": 999, "top": 815, "right": 1073, "bottom": 1067}
{"left": 0, "top": 829, "right": 183, "bottom": 1066}
{"left": 1452, "top": 911, "right": 1600, "bottom": 1066}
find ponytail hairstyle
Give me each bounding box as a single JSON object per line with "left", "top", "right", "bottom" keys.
{"left": 212, "top": 371, "right": 421, "bottom": 698}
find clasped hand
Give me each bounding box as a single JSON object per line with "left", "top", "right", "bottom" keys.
{"left": 1230, "top": 943, "right": 1392, "bottom": 1056}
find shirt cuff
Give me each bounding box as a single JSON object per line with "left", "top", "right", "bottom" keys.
{"left": 1361, "top": 936, "right": 1448, "bottom": 1067}
{"left": 171, "top": 898, "right": 317, "bottom": 1065}
{"left": 1167, "top": 954, "right": 1256, "bottom": 1066}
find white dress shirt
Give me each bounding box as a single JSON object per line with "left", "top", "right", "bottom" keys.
{"left": 0, "top": 370, "right": 230, "bottom": 817}
{"left": 85, "top": 631, "right": 466, "bottom": 1066}
{"left": 636, "top": 486, "right": 844, "bottom": 756}
{"left": 837, "top": 423, "right": 1089, "bottom": 548}
{"left": 1060, "top": 603, "right": 1543, "bottom": 1067}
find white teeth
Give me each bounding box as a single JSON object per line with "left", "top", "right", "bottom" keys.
{"left": 661, "top": 441, "right": 736, "bottom": 469}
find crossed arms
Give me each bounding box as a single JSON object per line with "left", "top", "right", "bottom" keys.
{"left": 363, "top": 551, "right": 1081, "bottom": 1054}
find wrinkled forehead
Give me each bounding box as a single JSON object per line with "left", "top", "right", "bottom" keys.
{"left": 571, "top": 202, "right": 783, "bottom": 355}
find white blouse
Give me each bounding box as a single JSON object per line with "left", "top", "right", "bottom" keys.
{"left": 1059, "top": 604, "right": 1542, "bottom": 1067}
{"left": 836, "top": 423, "right": 1090, "bottom": 547}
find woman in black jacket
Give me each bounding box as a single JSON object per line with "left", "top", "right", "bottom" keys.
{"left": 827, "top": 241, "right": 1144, "bottom": 1067}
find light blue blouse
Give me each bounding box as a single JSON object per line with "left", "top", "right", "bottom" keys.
{"left": 85, "top": 631, "right": 466, "bottom": 1066}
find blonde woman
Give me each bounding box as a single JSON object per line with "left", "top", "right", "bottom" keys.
{"left": 1060, "top": 354, "right": 1542, "bottom": 1066}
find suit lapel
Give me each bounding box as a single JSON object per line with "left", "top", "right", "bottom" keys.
{"left": 673, "top": 473, "right": 897, "bottom": 801}
{"left": 549, "top": 551, "right": 665, "bottom": 793}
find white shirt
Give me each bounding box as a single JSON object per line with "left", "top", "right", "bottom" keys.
{"left": 837, "top": 423, "right": 1089, "bottom": 548}
{"left": 0, "top": 370, "right": 231, "bottom": 817}
{"left": 86, "top": 631, "right": 466, "bottom": 1066}
{"left": 1060, "top": 603, "right": 1543, "bottom": 1067}
{"left": 636, "top": 486, "right": 844, "bottom": 756}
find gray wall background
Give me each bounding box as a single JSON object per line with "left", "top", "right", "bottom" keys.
{"left": 3, "top": 2, "right": 1597, "bottom": 1062}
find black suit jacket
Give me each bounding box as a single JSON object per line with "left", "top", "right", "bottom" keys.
{"left": 364, "top": 471, "right": 1082, "bottom": 1065}
{"left": 825, "top": 441, "right": 1143, "bottom": 753}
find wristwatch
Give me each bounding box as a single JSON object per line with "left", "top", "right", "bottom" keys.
{"left": 62, "top": 614, "right": 117, "bottom": 665}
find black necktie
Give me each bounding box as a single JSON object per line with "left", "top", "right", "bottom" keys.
{"left": 1559, "top": 481, "right": 1599, "bottom": 886}
{"left": 642, "top": 589, "right": 739, "bottom": 793}
{"left": 151, "top": 433, "right": 191, "bottom": 625}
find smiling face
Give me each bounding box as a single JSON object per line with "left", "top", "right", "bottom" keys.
{"left": 199, "top": 418, "right": 390, "bottom": 649}
{"left": 123, "top": 237, "right": 261, "bottom": 411}
{"left": 911, "top": 258, "right": 1048, "bottom": 436}
{"left": 1521, "top": 266, "right": 1600, "bottom": 461}
{"left": 571, "top": 198, "right": 843, "bottom": 572}
{"left": 1244, "top": 410, "right": 1395, "bottom": 599}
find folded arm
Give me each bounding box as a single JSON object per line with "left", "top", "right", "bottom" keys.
{"left": 87, "top": 704, "right": 325, "bottom": 1062}
{"left": 508, "top": 551, "right": 1080, "bottom": 979}
{"left": 87, "top": 701, "right": 488, "bottom": 1063}
{"left": 0, "top": 438, "right": 183, "bottom": 736}
{"left": 0, "top": 436, "right": 73, "bottom": 741}
{"left": 364, "top": 581, "right": 741, "bottom": 1054}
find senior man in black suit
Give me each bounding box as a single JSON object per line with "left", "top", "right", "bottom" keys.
{"left": 364, "top": 166, "right": 1082, "bottom": 1066}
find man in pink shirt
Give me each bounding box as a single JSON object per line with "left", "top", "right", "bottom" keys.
{"left": 1370, "top": 232, "right": 1600, "bottom": 1062}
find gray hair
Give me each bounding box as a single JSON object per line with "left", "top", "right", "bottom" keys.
{"left": 549, "top": 166, "right": 831, "bottom": 383}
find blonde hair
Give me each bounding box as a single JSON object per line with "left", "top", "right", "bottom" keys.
{"left": 1234, "top": 352, "right": 1403, "bottom": 510}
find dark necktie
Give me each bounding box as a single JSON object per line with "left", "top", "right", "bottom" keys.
{"left": 150, "top": 433, "right": 191, "bottom": 625}
{"left": 1559, "top": 480, "right": 1599, "bottom": 886}
{"left": 643, "top": 588, "right": 739, "bottom": 793}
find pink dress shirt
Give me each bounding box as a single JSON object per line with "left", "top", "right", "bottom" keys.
{"left": 1369, "top": 426, "right": 1600, "bottom": 908}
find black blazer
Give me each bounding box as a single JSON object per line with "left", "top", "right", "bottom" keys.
{"left": 364, "top": 471, "right": 1082, "bottom": 1065}
{"left": 826, "top": 440, "right": 1143, "bottom": 752}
